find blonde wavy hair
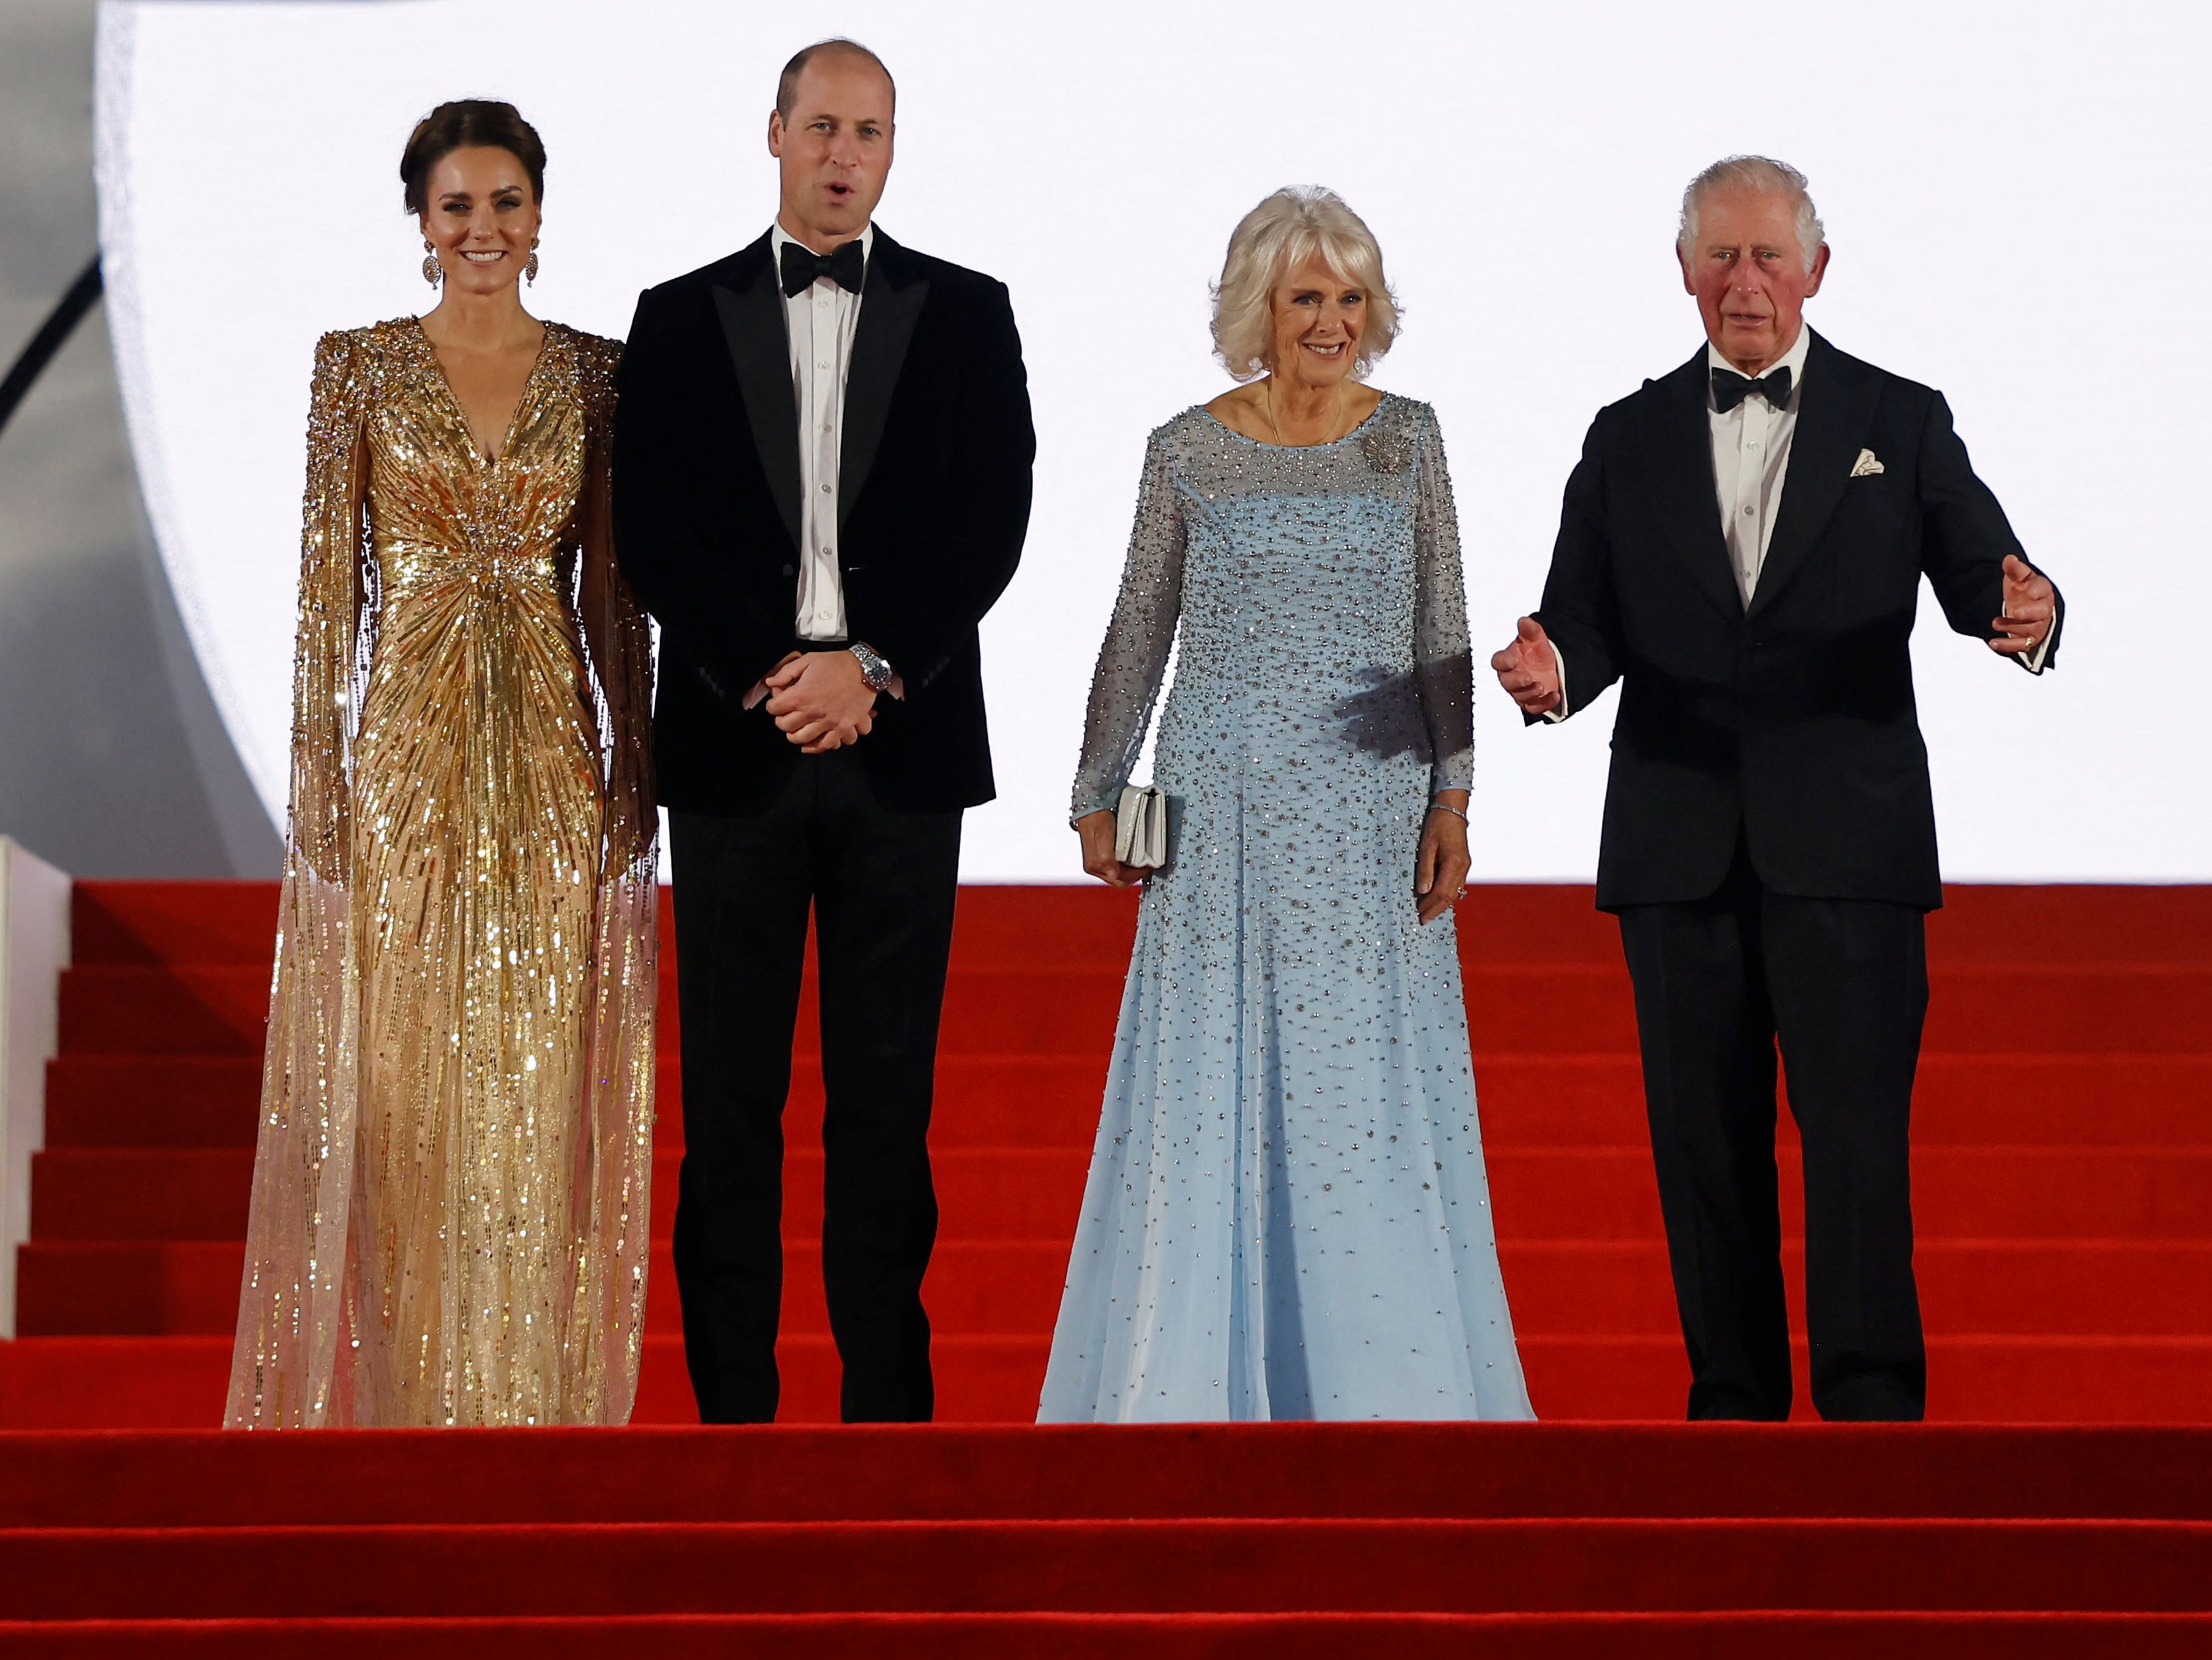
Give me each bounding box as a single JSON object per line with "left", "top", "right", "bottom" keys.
{"left": 1210, "top": 187, "right": 1400, "bottom": 383}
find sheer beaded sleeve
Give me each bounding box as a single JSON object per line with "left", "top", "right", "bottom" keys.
{"left": 573, "top": 334, "right": 657, "bottom": 879}
{"left": 288, "top": 329, "right": 374, "bottom": 882}
{"left": 1411, "top": 407, "right": 1475, "bottom": 794}
{"left": 227, "top": 327, "right": 374, "bottom": 1428}
{"left": 1071, "top": 432, "right": 1186, "bottom": 823}
{"left": 568, "top": 330, "right": 658, "bottom": 1426}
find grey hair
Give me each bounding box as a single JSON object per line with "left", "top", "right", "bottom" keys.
{"left": 1210, "top": 187, "right": 1400, "bottom": 383}
{"left": 1677, "top": 156, "right": 1825, "bottom": 274}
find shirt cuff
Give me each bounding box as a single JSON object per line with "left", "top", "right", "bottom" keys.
{"left": 1543, "top": 643, "right": 1571, "bottom": 722}
{"left": 2017, "top": 622, "right": 2055, "bottom": 675}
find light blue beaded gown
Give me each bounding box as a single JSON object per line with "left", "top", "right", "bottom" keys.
{"left": 1040, "top": 394, "right": 1533, "bottom": 1423}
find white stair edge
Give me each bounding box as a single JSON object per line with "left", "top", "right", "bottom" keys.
{"left": 0, "top": 838, "right": 70, "bottom": 1337}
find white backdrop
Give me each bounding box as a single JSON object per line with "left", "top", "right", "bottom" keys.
{"left": 94, "top": 0, "right": 2212, "bottom": 881}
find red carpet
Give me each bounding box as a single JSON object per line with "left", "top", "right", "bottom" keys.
{"left": 0, "top": 1424, "right": 2208, "bottom": 1651}
{"left": 3, "top": 880, "right": 2208, "bottom": 1648}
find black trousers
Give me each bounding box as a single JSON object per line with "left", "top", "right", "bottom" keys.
{"left": 667, "top": 749, "right": 961, "bottom": 1424}
{"left": 1616, "top": 843, "right": 1929, "bottom": 1422}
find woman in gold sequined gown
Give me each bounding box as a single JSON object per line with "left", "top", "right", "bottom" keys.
{"left": 227, "top": 102, "right": 657, "bottom": 1427}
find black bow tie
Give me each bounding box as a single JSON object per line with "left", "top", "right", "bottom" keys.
{"left": 1711, "top": 364, "right": 1793, "bottom": 413}
{"left": 780, "top": 238, "right": 866, "bottom": 298}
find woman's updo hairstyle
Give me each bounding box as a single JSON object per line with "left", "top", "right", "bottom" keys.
{"left": 401, "top": 99, "right": 546, "bottom": 214}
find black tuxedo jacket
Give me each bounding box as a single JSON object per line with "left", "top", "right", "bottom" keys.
{"left": 612, "top": 229, "right": 1034, "bottom": 813}
{"left": 1535, "top": 331, "right": 2061, "bottom": 913}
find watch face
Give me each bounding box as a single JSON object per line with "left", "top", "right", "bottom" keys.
{"left": 852, "top": 646, "right": 890, "bottom": 690}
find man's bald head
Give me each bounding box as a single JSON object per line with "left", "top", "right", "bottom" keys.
{"left": 776, "top": 38, "right": 895, "bottom": 121}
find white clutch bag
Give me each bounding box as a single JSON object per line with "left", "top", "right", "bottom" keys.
{"left": 1114, "top": 783, "right": 1170, "bottom": 869}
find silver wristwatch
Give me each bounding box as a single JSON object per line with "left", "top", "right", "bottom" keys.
{"left": 848, "top": 639, "right": 895, "bottom": 693}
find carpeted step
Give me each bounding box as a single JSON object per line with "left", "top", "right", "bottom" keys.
{"left": 41, "top": 1055, "right": 1111, "bottom": 1150}
{"left": 24, "top": 1236, "right": 2212, "bottom": 1342}
{"left": 1516, "top": 1337, "right": 2212, "bottom": 1424}
{"left": 48, "top": 963, "right": 1651, "bottom": 1060}
{"left": 1922, "top": 886, "right": 2212, "bottom": 962}
{"left": 10, "top": 1332, "right": 2212, "bottom": 1428}
{"left": 3, "top": 1611, "right": 2211, "bottom": 1660}
{"left": 0, "top": 1335, "right": 1052, "bottom": 1428}
{"left": 69, "top": 880, "right": 2212, "bottom": 969}
{"left": 4, "top": 1515, "right": 2211, "bottom": 1620}
{"left": 69, "top": 885, "right": 284, "bottom": 968}
{"left": 57, "top": 958, "right": 2212, "bottom": 1059}
{"left": 1487, "top": 1146, "right": 2212, "bottom": 1241}
{"left": 1495, "top": 1240, "right": 2212, "bottom": 1338}
{"left": 15, "top": 1239, "right": 1076, "bottom": 1339}
{"left": 7, "top": 1423, "right": 2211, "bottom": 1527}
{"left": 31, "top": 1144, "right": 2212, "bottom": 1245}
{"left": 43, "top": 1052, "right": 2212, "bottom": 1153}
{"left": 24, "top": 1147, "right": 1094, "bottom": 1244}
{"left": 54, "top": 964, "right": 1137, "bottom": 1058}
{"left": 43, "top": 1057, "right": 265, "bottom": 1145}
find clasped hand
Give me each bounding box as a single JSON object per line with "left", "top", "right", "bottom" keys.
{"left": 750, "top": 650, "right": 875, "bottom": 753}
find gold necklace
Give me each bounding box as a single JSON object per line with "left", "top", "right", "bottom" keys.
{"left": 1263, "top": 376, "right": 1349, "bottom": 447}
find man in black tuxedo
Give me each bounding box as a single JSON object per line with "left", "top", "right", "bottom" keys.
{"left": 1493, "top": 156, "right": 2061, "bottom": 1422}
{"left": 612, "top": 38, "right": 1033, "bottom": 1422}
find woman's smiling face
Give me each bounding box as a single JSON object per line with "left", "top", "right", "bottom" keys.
{"left": 1268, "top": 256, "right": 1366, "bottom": 389}
{"left": 419, "top": 146, "right": 540, "bottom": 295}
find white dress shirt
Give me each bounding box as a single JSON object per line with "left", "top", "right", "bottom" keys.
{"left": 1548, "top": 325, "right": 2047, "bottom": 718}
{"left": 1709, "top": 323, "right": 1814, "bottom": 607}
{"left": 770, "top": 221, "right": 873, "bottom": 643}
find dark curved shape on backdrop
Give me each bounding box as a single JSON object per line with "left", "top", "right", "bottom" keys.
{"left": 0, "top": 257, "right": 103, "bottom": 442}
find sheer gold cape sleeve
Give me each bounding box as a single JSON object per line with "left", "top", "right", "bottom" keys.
{"left": 567, "top": 333, "right": 659, "bottom": 1423}
{"left": 225, "top": 328, "right": 375, "bottom": 1427}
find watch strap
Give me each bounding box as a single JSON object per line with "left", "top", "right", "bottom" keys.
{"left": 848, "top": 640, "right": 894, "bottom": 693}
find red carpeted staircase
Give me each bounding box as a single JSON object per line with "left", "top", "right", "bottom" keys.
{"left": 0, "top": 1422, "right": 2208, "bottom": 1653}
{"left": 8, "top": 881, "right": 2210, "bottom": 1423}
{"left": 2, "top": 880, "right": 2208, "bottom": 1650}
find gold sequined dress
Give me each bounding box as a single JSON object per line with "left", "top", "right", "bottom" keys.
{"left": 227, "top": 317, "right": 658, "bottom": 1427}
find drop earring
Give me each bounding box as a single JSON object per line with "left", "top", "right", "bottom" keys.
{"left": 525, "top": 238, "right": 540, "bottom": 285}
{"left": 421, "top": 238, "right": 442, "bottom": 287}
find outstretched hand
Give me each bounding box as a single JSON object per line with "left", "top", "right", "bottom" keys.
{"left": 1990, "top": 555, "right": 2056, "bottom": 658}
{"left": 1491, "top": 616, "right": 1562, "bottom": 716}
{"left": 763, "top": 650, "right": 876, "bottom": 753}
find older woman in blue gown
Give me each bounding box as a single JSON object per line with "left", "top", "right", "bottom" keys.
{"left": 1040, "top": 187, "right": 1532, "bottom": 1422}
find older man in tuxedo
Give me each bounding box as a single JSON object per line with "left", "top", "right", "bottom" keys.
{"left": 1494, "top": 156, "right": 2061, "bottom": 1421}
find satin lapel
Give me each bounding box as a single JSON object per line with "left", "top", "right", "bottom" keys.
{"left": 712, "top": 244, "right": 801, "bottom": 553}
{"left": 1747, "top": 331, "right": 1878, "bottom": 621}
{"left": 1643, "top": 347, "right": 1744, "bottom": 624}
{"left": 840, "top": 231, "right": 928, "bottom": 528}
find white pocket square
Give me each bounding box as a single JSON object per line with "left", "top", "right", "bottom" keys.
{"left": 1849, "top": 448, "right": 1885, "bottom": 478}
